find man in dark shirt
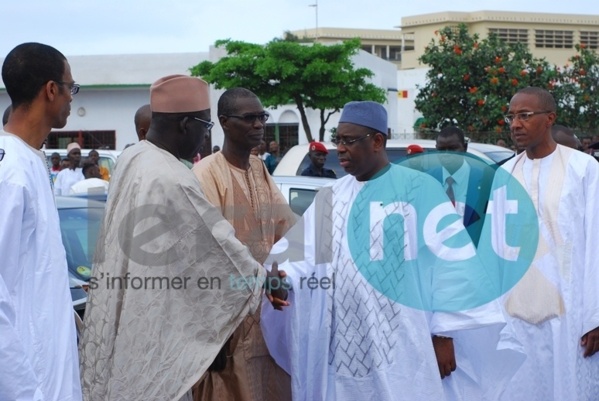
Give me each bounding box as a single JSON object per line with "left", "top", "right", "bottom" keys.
{"left": 301, "top": 141, "right": 336, "bottom": 178}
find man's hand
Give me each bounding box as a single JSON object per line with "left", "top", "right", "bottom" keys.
{"left": 265, "top": 261, "right": 290, "bottom": 311}
{"left": 432, "top": 336, "right": 456, "bottom": 379}
{"left": 581, "top": 327, "right": 599, "bottom": 357}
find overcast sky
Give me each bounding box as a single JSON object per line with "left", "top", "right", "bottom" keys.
{"left": 2, "top": 1, "right": 599, "bottom": 57}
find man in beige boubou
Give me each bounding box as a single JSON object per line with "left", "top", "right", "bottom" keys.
{"left": 193, "top": 87, "right": 296, "bottom": 401}
{"left": 80, "top": 77, "right": 287, "bottom": 401}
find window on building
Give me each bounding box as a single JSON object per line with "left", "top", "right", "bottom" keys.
{"left": 374, "top": 45, "right": 388, "bottom": 59}
{"left": 535, "top": 30, "right": 574, "bottom": 49}
{"left": 47, "top": 130, "right": 116, "bottom": 150}
{"left": 389, "top": 46, "right": 402, "bottom": 61}
{"left": 488, "top": 28, "right": 528, "bottom": 45}
{"left": 264, "top": 123, "right": 299, "bottom": 156}
{"left": 361, "top": 45, "right": 372, "bottom": 53}
{"left": 580, "top": 31, "right": 599, "bottom": 49}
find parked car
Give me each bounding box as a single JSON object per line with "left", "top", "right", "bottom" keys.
{"left": 56, "top": 196, "right": 106, "bottom": 316}
{"left": 272, "top": 176, "right": 335, "bottom": 216}
{"left": 45, "top": 148, "right": 120, "bottom": 180}
{"left": 467, "top": 142, "right": 515, "bottom": 164}
{"left": 273, "top": 139, "right": 514, "bottom": 178}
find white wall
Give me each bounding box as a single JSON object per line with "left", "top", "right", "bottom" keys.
{"left": 0, "top": 52, "right": 210, "bottom": 150}
{"left": 396, "top": 67, "right": 429, "bottom": 138}
{"left": 1, "top": 49, "right": 398, "bottom": 149}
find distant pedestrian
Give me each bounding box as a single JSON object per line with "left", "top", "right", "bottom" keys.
{"left": 264, "top": 140, "right": 280, "bottom": 174}
{"left": 54, "top": 141, "right": 84, "bottom": 195}
{"left": 49, "top": 151, "right": 61, "bottom": 182}
{"left": 496, "top": 138, "right": 508, "bottom": 148}
{"left": 300, "top": 141, "right": 336, "bottom": 178}
{"left": 69, "top": 158, "right": 109, "bottom": 195}
{"left": 259, "top": 139, "right": 269, "bottom": 161}
{"left": 429, "top": 126, "right": 493, "bottom": 246}
{"left": 551, "top": 124, "right": 582, "bottom": 150}
{"left": 88, "top": 149, "right": 110, "bottom": 180}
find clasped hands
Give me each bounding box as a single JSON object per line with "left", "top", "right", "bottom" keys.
{"left": 265, "top": 261, "right": 290, "bottom": 311}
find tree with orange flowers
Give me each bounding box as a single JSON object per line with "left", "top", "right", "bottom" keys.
{"left": 553, "top": 44, "right": 599, "bottom": 135}
{"left": 414, "top": 24, "right": 557, "bottom": 138}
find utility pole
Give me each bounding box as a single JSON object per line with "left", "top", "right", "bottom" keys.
{"left": 309, "top": 0, "right": 318, "bottom": 31}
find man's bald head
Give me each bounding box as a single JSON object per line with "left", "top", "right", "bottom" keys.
{"left": 134, "top": 104, "right": 151, "bottom": 141}
{"left": 551, "top": 124, "right": 581, "bottom": 150}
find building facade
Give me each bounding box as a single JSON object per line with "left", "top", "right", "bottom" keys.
{"left": 290, "top": 27, "right": 406, "bottom": 67}
{"left": 400, "top": 10, "right": 599, "bottom": 69}
{"left": 293, "top": 12, "right": 599, "bottom": 71}
{"left": 0, "top": 47, "right": 398, "bottom": 151}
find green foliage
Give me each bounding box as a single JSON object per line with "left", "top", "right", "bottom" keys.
{"left": 191, "top": 38, "right": 387, "bottom": 142}
{"left": 414, "top": 24, "right": 557, "bottom": 137}
{"left": 553, "top": 44, "right": 599, "bottom": 135}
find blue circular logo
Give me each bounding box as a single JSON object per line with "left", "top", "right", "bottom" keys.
{"left": 346, "top": 152, "right": 538, "bottom": 312}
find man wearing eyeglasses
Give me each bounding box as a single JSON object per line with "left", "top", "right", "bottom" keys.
{"left": 261, "top": 101, "right": 521, "bottom": 401}
{"left": 80, "top": 76, "right": 288, "bottom": 401}
{"left": 0, "top": 42, "right": 82, "bottom": 401}
{"left": 192, "top": 87, "right": 296, "bottom": 401}
{"left": 490, "top": 87, "right": 599, "bottom": 401}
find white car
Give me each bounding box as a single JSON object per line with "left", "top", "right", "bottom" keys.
{"left": 272, "top": 176, "right": 335, "bottom": 216}
{"left": 273, "top": 139, "right": 514, "bottom": 177}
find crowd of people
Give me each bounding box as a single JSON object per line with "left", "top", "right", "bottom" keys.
{"left": 1, "top": 41, "right": 598, "bottom": 401}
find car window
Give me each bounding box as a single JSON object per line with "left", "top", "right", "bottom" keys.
{"left": 288, "top": 188, "right": 318, "bottom": 216}
{"left": 482, "top": 151, "right": 514, "bottom": 164}
{"left": 58, "top": 207, "right": 105, "bottom": 281}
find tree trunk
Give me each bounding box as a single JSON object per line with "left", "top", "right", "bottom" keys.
{"left": 318, "top": 109, "right": 338, "bottom": 142}
{"left": 295, "top": 96, "right": 313, "bottom": 143}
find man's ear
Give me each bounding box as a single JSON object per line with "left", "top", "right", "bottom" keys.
{"left": 373, "top": 132, "right": 386, "bottom": 151}
{"left": 179, "top": 116, "right": 189, "bottom": 135}
{"left": 218, "top": 115, "right": 228, "bottom": 129}
{"left": 45, "top": 81, "right": 58, "bottom": 101}
{"left": 547, "top": 112, "right": 557, "bottom": 127}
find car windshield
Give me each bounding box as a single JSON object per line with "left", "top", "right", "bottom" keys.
{"left": 58, "top": 207, "right": 105, "bottom": 281}
{"left": 482, "top": 151, "right": 514, "bottom": 164}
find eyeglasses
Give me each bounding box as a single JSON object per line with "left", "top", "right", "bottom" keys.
{"left": 225, "top": 112, "right": 270, "bottom": 124}
{"left": 331, "top": 133, "right": 372, "bottom": 146}
{"left": 504, "top": 111, "right": 551, "bottom": 124}
{"left": 0, "top": 148, "right": 4, "bottom": 161}
{"left": 55, "top": 81, "right": 80, "bottom": 95}
{"left": 192, "top": 116, "right": 215, "bottom": 131}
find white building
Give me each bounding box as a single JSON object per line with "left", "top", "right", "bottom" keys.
{"left": 0, "top": 47, "right": 398, "bottom": 153}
